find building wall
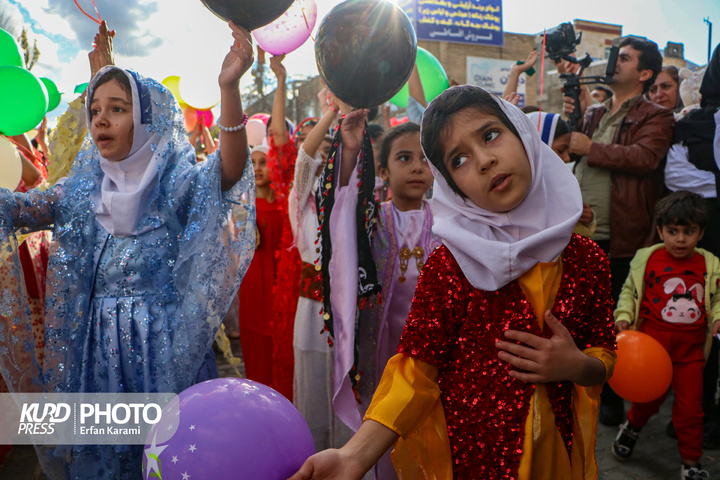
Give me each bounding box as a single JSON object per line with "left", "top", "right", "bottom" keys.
{"left": 419, "top": 32, "right": 538, "bottom": 106}
{"left": 573, "top": 20, "right": 623, "bottom": 60}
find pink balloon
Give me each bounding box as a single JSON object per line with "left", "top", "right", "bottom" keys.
{"left": 249, "top": 113, "right": 270, "bottom": 125}
{"left": 253, "top": 0, "right": 317, "bottom": 55}
{"left": 196, "top": 109, "right": 214, "bottom": 127}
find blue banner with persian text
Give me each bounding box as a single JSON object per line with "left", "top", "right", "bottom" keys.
{"left": 397, "top": 0, "right": 503, "bottom": 46}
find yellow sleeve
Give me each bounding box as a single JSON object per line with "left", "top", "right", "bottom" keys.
{"left": 364, "top": 353, "right": 440, "bottom": 436}
{"left": 584, "top": 346, "right": 617, "bottom": 383}
{"left": 364, "top": 354, "right": 453, "bottom": 480}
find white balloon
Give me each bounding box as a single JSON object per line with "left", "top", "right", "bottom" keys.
{"left": 246, "top": 119, "right": 266, "bottom": 147}
{"left": 0, "top": 136, "right": 22, "bottom": 191}
{"left": 178, "top": 69, "right": 221, "bottom": 111}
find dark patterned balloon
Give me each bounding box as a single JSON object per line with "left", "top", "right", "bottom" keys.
{"left": 315, "top": 0, "right": 417, "bottom": 109}
{"left": 200, "top": 0, "right": 295, "bottom": 31}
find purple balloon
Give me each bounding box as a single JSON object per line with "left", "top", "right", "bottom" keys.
{"left": 142, "top": 378, "right": 315, "bottom": 479}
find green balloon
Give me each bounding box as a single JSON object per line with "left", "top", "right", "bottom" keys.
{"left": 0, "top": 66, "right": 48, "bottom": 136}
{"left": 389, "top": 47, "right": 449, "bottom": 108}
{"left": 74, "top": 82, "right": 89, "bottom": 94}
{"left": 40, "top": 77, "right": 62, "bottom": 112}
{"left": 0, "top": 28, "right": 22, "bottom": 68}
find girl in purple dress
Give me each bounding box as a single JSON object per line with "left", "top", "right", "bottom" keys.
{"left": 327, "top": 119, "right": 440, "bottom": 479}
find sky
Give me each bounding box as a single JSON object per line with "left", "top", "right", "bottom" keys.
{"left": 2, "top": 0, "right": 720, "bottom": 127}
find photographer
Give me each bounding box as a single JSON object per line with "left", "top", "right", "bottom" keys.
{"left": 563, "top": 37, "right": 674, "bottom": 426}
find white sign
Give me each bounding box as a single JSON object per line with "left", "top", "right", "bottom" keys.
{"left": 466, "top": 56, "right": 528, "bottom": 107}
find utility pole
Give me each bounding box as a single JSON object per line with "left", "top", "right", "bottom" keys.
{"left": 705, "top": 17, "right": 712, "bottom": 63}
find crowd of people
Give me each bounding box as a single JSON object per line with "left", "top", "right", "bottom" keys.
{"left": 0, "top": 16, "right": 719, "bottom": 480}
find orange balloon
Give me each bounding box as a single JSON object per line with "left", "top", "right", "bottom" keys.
{"left": 609, "top": 330, "right": 673, "bottom": 403}
{"left": 183, "top": 105, "right": 197, "bottom": 133}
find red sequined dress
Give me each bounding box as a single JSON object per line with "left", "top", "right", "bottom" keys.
{"left": 365, "top": 235, "right": 617, "bottom": 480}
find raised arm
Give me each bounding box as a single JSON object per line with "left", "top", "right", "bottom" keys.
{"left": 218, "top": 21, "right": 254, "bottom": 191}
{"left": 291, "top": 90, "right": 339, "bottom": 221}
{"left": 339, "top": 109, "right": 368, "bottom": 187}
{"left": 12, "top": 134, "right": 42, "bottom": 187}
{"left": 35, "top": 117, "right": 49, "bottom": 160}
{"left": 302, "top": 88, "right": 339, "bottom": 158}
{"left": 201, "top": 122, "right": 217, "bottom": 154}
{"left": 88, "top": 21, "right": 115, "bottom": 81}
{"left": 0, "top": 187, "right": 60, "bottom": 232}
{"left": 502, "top": 50, "right": 538, "bottom": 99}
{"left": 269, "top": 54, "right": 289, "bottom": 147}
{"left": 408, "top": 63, "right": 427, "bottom": 108}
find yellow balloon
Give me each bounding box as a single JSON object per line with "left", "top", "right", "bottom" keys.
{"left": 161, "top": 75, "right": 187, "bottom": 108}
{"left": 0, "top": 136, "right": 22, "bottom": 191}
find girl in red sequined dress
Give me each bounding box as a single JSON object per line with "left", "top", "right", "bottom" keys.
{"left": 289, "top": 86, "right": 617, "bottom": 480}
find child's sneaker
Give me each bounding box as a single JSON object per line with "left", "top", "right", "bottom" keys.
{"left": 680, "top": 463, "right": 709, "bottom": 480}
{"left": 612, "top": 420, "right": 641, "bottom": 460}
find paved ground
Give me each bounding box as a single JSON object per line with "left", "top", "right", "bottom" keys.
{"left": 1, "top": 338, "right": 717, "bottom": 479}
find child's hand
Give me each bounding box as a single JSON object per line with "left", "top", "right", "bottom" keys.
{"left": 88, "top": 20, "right": 115, "bottom": 79}
{"left": 496, "top": 310, "right": 593, "bottom": 384}
{"left": 218, "top": 22, "right": 254, "bottom": 90}
{"left": 287, "top": 448, "right": 365, "bottom": 480}
{"left": 339, "top": 109, "right": 368, "bottom": 154}
{"left": 503, "top": 92, "right": 520, "bottom": 106}
{"left": 615, "top": 320, "right": 630, "bottom": 333}
{"left": 712, "top": 320, "right": 720, "bottom": 337}
{"left": 270, "top": 54, "right": 287, "bottom": 80}
{"left": 511, "top": 50, "right": 538, "bottom": 74}
{"left": 579, "top": 203, "right": 593, "bottom": 224}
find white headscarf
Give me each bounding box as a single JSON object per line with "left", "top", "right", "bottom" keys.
{"left": 250, "top": 144, "right": 269, "bottom": 156}
{"left": 424, "top": 87, "right": 582, "bottom": 291}
{"left": 526, "top": 111, "right": 560, "bottom": 147}
{"left": 88, "top": 66, "right": 163, "bottom": 237}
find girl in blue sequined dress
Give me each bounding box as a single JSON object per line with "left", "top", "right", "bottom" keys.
{"left": 0, "top": 22, "right": 256, "bottom": 479}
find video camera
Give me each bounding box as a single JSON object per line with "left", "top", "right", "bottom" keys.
{"left": 540, "top": 22, "right": 619, "bottom": 131}
{"left": 544, "top": 22, "right": 583, "bottom": 63}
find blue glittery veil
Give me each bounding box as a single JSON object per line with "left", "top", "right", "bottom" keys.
{"left": 0, "top": 68, "right": 255, "bottom": 397}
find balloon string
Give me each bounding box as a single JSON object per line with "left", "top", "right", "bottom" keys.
{"left": 90, "top": 0, "right": 102, "bottom": 22}
{"left": 538, "top": 29, "right": 546, "bottom": 128}
{"left": 303, "top": 9, "right": 315, "bottom": 42}
{"left": 73, "top": 0, "right": 102, "bottom": 25}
